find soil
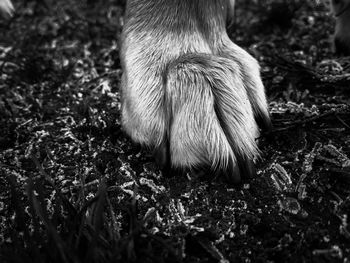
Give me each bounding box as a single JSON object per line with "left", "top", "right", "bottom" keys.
{"left": 0, "top": 0, "right": 349, "bottom": 262}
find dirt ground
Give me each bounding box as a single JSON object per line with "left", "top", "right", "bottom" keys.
{"left": 0, "top": 0, "right": 349, "bottom": 262}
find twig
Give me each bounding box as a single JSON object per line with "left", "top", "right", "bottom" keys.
{"left": 271, "top": 110, "right": 336, "bottom": 132}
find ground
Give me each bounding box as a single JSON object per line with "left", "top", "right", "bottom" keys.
{"left": 0, "top": 0, "right": 349, "bottom": 262}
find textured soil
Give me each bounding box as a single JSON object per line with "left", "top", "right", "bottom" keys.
{"left": 0, "top": 1, "right": 349, "bottom": 262}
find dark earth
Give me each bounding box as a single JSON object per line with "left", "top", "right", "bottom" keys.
{"left": 0, "top": 0, "right": 349, "bottom": 262}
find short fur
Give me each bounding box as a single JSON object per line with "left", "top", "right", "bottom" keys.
{"left": 120, "top": 0, "right": 271, "bottom": 183}
{"left": 0, "top": 0, "right": 13, "bottom": 19}
{"left": 331, "top": 0, "right": 350, "bottom": 55}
